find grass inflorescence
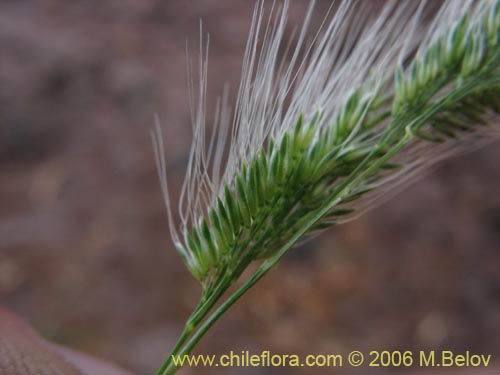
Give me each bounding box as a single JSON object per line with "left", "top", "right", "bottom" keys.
{"left": 154, "top": 1, "right": 500, "bottom": 374}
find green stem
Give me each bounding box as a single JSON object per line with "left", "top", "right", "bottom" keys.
{"left": 154, "top": 314, "right": 196, "bottom": 375}
{"left": 155, "top": 281, "right": 231, "bottom": 373}
{"left": 156, "top": 257, "right": 255, "bottom": 375}
{"left": 161, "top": 200, "right": 341, "bottom": 374}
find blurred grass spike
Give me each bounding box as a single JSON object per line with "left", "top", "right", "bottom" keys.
{"left": 153, "top": 1, "right": 500, "bottom": 374}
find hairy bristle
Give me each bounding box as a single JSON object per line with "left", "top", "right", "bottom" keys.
{"left": 154, "top": 0, "right": 500, "bottom": 282}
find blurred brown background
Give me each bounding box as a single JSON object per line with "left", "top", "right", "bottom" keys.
{"left": 1, "top": 1, "right": 500, "bottom": 374}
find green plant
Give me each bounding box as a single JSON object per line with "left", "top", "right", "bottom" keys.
{"left": 153, "top": 1, "right": 500, "bottom": 374}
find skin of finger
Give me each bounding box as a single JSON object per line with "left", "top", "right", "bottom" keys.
{"left": 0, "top": 307, "right": 133, "bottom": 375}
{"left": 1, "top": 307, "right": 497, "bottom": 375}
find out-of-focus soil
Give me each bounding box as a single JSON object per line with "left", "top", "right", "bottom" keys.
{"left": 1, "top": 1, "right": 499, "bottom": 374}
